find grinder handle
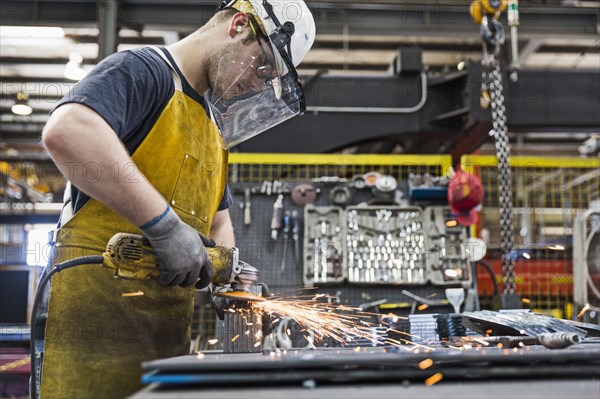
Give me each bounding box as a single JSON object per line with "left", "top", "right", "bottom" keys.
{"left": 142, "top": 232, "right": 215, "bottom": 248}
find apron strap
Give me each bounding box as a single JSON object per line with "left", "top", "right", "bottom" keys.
{"left": 149, "top": 46, "right": 220, "bottom": 129}
{"left": 49, "top": 181, "right": 73, "bottom": 245}
{"left": 149, "top": 46, "right": 183, "bottom": 92}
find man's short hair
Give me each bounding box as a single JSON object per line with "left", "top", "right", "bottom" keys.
{"left": 196, "top": 8, "right": 254, "bottom": 44}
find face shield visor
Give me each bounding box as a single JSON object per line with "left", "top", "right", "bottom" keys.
{"left": 208, "top": 14, "right": 305, "bottom": 149}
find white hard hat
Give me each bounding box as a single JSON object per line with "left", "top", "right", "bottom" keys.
{"left": 221, "top": 0, "right": 316, "bottom": 71}
{"left": 213, "top": 0, "right": 315, "bottom": 149}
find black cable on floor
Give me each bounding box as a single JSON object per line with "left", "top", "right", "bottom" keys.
{"left": 30, "top": 255, "right": 104, "bottom": 399}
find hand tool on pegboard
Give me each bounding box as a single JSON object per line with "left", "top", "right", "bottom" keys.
{"left": 243, "top": 188, "right": 252, "bottom": 226}
{"left": 291, "top": 210, "right": 300, "bottom": 267}
{"left": 470, "top": 0, "right": 520, "bottom": 309}
{"left": 270, "top": 194, "right": 284, "bottom": 240}
{"left": 281, "top": 210, "right": 291, "bottom": 272}
{"left": 291, "top": 183, "right": 318, "bottom": 207}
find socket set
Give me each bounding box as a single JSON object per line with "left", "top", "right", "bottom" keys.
{"left": 346, "top": 206, "right": 426, "bottom": 284}
{"left": 303, "top": 205, "right": 345, "bottom": 286}
{"left": 423, "top": 207, "right": 471, "bottom": 286}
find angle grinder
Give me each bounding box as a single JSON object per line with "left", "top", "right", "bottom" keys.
{"left": 102, "top": 233, "right": 266, "bottom": 302}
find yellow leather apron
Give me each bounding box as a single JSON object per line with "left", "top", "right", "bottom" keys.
{"left": 40, "top": 49, "right": 228, "bottom": 399}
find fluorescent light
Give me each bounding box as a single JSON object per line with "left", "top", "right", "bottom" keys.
{"left": 11, "top": 91, "right": 33, "bottom": 116}
{"left": 64, "top": 63, "right": 88, "bottom": 81}
{"left": 11, "top": 103, "right": 33, "bottom": 116}
{"left": 64, "top": 51, "right": 88, "bottom": 81}
{"left": 0, "top": 26, "right": 65, "bottom": 38}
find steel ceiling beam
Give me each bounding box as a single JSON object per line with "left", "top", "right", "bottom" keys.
{"left": 97, "top": 0, "right": 118, "bottom": 61}
{"left": 238, "top": 63, "right": 600, "bottom": 155}
{"left": 2, "top": 1, "right": 598, "bottom": 39}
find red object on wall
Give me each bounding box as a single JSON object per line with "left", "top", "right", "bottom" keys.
{"left": 477, "top": 257, "right": 573, "bottom": 298}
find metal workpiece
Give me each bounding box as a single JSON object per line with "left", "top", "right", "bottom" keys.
{"left": 222, "top": 287, "right": 264, "bottom": 354}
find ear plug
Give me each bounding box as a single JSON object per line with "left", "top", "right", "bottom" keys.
{"left": 236, "top": 26, "right": 242, "bottom": 33}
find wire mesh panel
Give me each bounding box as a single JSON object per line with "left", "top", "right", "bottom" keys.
{"left": 226, "top": 154, "right": 452, "bottom": 308}
{"left": 462, "top": 155, "right": 600, "bottom": 317}
{"left": 228, "top": 154, "right": 451, "bottom": 184}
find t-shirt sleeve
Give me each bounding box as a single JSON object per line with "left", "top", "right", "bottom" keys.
{"left": 51, "top": 51, "right": 170, "bottom": 146}
{"left": 217, "top": 183, "right": 233, "bottom": 211}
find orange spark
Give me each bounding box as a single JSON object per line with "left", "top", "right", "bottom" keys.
{"left": 121, "top": 291, "right": 144, "bottom": 297}
{"left": 424, "top": 373, "right": 443, "bottom": 386}
{"left": 253, "top": 295, "right": 383, "bottom": 346}
{"left": 419, "top": 359, "right": 433, "bottom": 370}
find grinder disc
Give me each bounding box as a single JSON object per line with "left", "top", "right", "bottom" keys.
{"left": 214, "top": 290, "right": 266, "bottom": 302}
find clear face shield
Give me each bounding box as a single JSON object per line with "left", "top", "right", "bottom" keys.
{"left": 207, "top": 17, "right": 305, "bottom": 149}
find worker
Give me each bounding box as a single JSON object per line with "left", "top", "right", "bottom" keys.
{"left": 34, "top": 1, "right": 315, "bottom": 397}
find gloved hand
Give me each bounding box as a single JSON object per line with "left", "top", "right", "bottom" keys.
{"left": 141, "top": 206, "right": 214, "bottom": 288}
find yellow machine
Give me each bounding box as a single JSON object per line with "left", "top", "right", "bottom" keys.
{"left": 101, "top": 232, "right": 265, "bottom": 301}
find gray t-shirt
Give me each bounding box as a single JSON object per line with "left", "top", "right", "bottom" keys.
{"left": 53, "top": 46, "right": 232, "bottom": 216}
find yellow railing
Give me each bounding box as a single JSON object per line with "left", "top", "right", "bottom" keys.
{"left": 228, "top": 153, "right": 453, "bottom": 183}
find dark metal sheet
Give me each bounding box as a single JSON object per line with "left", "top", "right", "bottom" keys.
{"left": 142, "top": 345, "right": 600, "bottom": 374}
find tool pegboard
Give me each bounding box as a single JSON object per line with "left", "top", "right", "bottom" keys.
{"left": 228, "top": 182, "right": 305, "bottom": 288}
{"left": 224, "top": 153, "right": 460, "bottom": 309}
{"left": 227, "top": 179, "right": 469, "bottom": 311}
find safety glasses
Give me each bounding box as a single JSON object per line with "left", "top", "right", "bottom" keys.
{"left": 248, "top": 16, "right": 276, "bottom": 80}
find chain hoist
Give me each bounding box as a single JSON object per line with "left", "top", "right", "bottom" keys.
{"left": 470, "top": 0, "right": 519, "bottom": 298}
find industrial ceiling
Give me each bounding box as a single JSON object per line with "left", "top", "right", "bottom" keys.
{"left": 1, "top": 0, "right": 599, "bottom": 158}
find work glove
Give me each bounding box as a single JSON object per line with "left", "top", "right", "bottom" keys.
{"left": 141, "top": 206, "right": 215, "bottom": 289}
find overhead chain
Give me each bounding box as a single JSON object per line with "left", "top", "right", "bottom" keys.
{"left": 481, "top": 30, "right": 517, "bottom": 295}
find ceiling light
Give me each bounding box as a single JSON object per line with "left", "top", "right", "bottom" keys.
{"left": 64, "top": 52, "right": 88, "bottom": 81}
{"left": 11, "top": 92, "right": 33, "bottom": 116}
{"left": 0, "top": 26, "right": 65, "bottom": 38}
{"left": 457, "top": 61, "right": 465, "bottom": 70}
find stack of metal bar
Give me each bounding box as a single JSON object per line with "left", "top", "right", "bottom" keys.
{"left": 222, "top": 302, "right": 263, "bottom": 353}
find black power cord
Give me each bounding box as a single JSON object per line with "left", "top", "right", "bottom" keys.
{"left": 477, "top": 259, "right": 499, "bottom": 296}
{"left": 30, "top": 255, "right": 104, "bottom": 399}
